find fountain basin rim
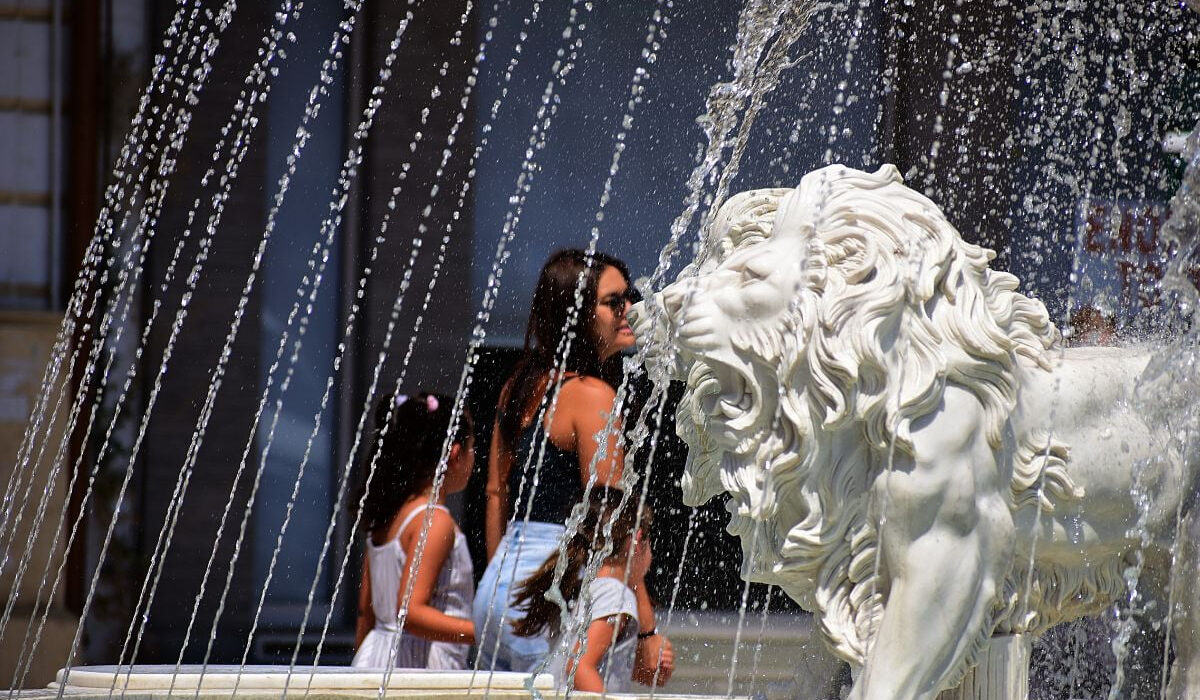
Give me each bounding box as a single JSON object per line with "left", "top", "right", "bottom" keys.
{"left": 36, "top": 666, "right": 749, "bottom": 700}
{"left": 52, "top": 666, "right": 551, "bottom": 692}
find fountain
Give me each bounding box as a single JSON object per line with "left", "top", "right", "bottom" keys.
{"left": 632, "top": 161, "right": 1200, "bottom": 700}
{"left": 1, "top": 1, "right": 1199, "bottom": 699}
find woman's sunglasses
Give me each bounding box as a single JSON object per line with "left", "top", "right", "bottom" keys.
{"left": 598, "top": 289, "right": 641, "bottom": 316}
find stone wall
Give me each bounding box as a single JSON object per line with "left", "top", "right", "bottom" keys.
{"left": 0, "top": 311, "right": 78, "bottom": 688}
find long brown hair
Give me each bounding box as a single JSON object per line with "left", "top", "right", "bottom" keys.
{"left": 510, "top": 486, "right": 651, "bottom": 637}
{"left": 498, "top": 249, "right": 632, "bottom": 453}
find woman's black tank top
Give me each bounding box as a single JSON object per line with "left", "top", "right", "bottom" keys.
{"left": 506, "top": 419, "right": 582, "bottom": 525}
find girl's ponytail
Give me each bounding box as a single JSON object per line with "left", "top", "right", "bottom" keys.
{"left": 509, "top": 486, "right": 648, "bottom": 637}
{"left": 509, "top": 539, "right": 588, "bottom": 637}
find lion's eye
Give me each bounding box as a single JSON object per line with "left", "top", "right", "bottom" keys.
{"left": 739, "top": 266, "right": 766, "bottom": 286}
{"left": 739, "top": 255, "right": 773, "bottom": 284}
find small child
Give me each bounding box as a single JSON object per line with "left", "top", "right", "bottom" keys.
{"left": 352, "top": 392, "right": 476, "bottom": 670}
{"left": 510, "top": 487, "right": 673, "bottom": 692}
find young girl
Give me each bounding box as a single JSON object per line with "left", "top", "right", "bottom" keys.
{"left": 352, "top": 392, "right": 476, "bottom": 669}
{"left": 510, "top": 487, "right": 674, "bottom": 692}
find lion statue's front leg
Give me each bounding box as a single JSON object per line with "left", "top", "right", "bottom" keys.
{"left": 851, "top": 385, "right": 1015, "bottom": 700}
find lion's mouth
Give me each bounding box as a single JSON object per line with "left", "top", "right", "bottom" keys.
{"left": 713, "top": 365, "right": 754, "bottom": 418}
{"left": 690, "top": 360, "right": 756, "bottom": 424}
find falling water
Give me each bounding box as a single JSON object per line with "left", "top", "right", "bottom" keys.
{"left": 264, "top": 14, "right": 477, "bottom": 691}
{"left": 67, "top": 0, "right": 293, "bottom": 692}
{"left": 746, "top": 587, "right": 774, "bottom": 697}
{"left": 112, "top": 4, "right": 310, "bottom": 687}
{"left": 0, "top": 0, "right": 240, "bottom": 607}
{"left": 285, "top": 0, "right": 507, "bottom": 691}
{"left": 7, "top": 0, "right": 374, "bottom": 693}
{"left": 307, "top": 0, "right": 557, "bottom": 680}
{"left": 226, "top": 12, "right": 424, "bottom": 695}
{"left": 649, "top": 507, "right": 698, "bottom": 695}
{"left": 3, "top": 3, "right": 247, "bottom": 690}
{"left": 414, "top": 0, "right": 601, "bottom": 689}
{"left": 508, "top": 3, "right": 824, "bottom": 698}
{"left": 1159, "top": 122, "right": 1200, "bottom": 316}
{"left": 0, "top": 0, "right": 214, "bottom": 552}
{"left": 493, "top": 3, "right": 673, "bottom": 694}
{"left": 6, "top": 1, "right": 1200, "bottom": 698}
{"left": 447, "top": 0, "right": 821, "bottom": 693}
{"left": 0, "top": 0, "right": 229, "bottom": 534}
{"left": 165, "top": 3, "right": 368, "bottom": 684}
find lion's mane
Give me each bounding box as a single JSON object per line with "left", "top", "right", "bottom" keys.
{"left": 680, "top": 165, "right": 1065, "bottom": 668}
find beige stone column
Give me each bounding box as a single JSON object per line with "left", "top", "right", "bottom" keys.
{"left": 0, "top": 311, "right": 78, "bottom": 689}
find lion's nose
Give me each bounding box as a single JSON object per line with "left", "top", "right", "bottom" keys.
{"left": 627, "top": 300, "right": 645, "bottom": 327}
{"left": 660, "top": 285, "right": 686, "bottom": 319}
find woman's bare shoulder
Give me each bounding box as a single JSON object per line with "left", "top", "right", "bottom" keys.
{"left": 559, "top": 375, "right": 617, "bottom": 404}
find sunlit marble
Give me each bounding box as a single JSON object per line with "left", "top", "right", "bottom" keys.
{"left": 633, "top": 164, "right": 1200, "bottom": 700}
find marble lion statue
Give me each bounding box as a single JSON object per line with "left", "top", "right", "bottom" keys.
{"left": 631, "top": 164, "right": 1200, "bottom": 700}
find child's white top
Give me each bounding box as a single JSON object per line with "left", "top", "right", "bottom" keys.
{"left": 546, "top": 575, "right": 639, "bottom": 692}
{"left": 351, "top": 504, "right": 474, "bottom": 670}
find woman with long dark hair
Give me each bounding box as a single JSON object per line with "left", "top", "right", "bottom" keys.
{"left": 471, "top": 249, "right": 671, "bottom": 683}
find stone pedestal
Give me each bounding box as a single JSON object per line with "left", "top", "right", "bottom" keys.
{"left": 938, "top": 636, "right": 1031, "bottom": 700}
{"left": 47, "top": 666, "right": 550, "bottom": 698}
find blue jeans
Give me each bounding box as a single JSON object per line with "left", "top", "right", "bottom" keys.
{"left": 472, "top": 521, "right": 566, "bottom": 672}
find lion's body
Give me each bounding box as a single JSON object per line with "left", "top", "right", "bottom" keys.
{"left": 1013, "top": 347, "right": 1180, "bottom": 560}
{"left": 1000, "top": 346, "right": 1188, "bottom": 633}
{"left": 633, "top": 164, "right": 1199, "bottom": 699}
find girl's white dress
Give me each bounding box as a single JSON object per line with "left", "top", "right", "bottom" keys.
{"left": 351, "top": 505, "right": 474, "bottom": 670}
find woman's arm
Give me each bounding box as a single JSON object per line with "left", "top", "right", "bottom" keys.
{"left": 485, "top": 416, "right": 510, "bottom": 559}
{"left": 397, "top": 508, "right": 476, "bottom": 644}
{"left": 565, "top": 616, "right": 628, "bottom": 692}
{"left": 564, "top": 378, "right": 624, "bottom": 485}
{"left": 355, "top": 554, "right": 374, "bottom": 648}
{"left": 630, "top": 535, "right": 674, "bottom": 685}
{"left": 632, "top": 585, "right": 674, "bottom": 686}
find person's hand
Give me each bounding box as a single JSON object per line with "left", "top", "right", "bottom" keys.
{"left": 633, "top": 633, "right": 674, "bottom": 686}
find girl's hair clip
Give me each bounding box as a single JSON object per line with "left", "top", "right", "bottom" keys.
{"left": 394, "top": 392, "right": 438, "bottom": 412}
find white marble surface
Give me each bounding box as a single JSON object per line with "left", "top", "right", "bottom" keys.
{"left": 46, "top": 666, "right": 744, "bottom": 699}
{"left": 54, "top": 665, "right": 551, "bottom": 692}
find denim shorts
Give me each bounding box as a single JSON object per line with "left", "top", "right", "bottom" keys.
{"left": 472, "top": 521, "right": 566, "bottom": 672}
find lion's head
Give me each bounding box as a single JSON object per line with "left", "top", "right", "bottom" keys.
{"left": 633, "top": 164, "right": 1059, "bottom": 664}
